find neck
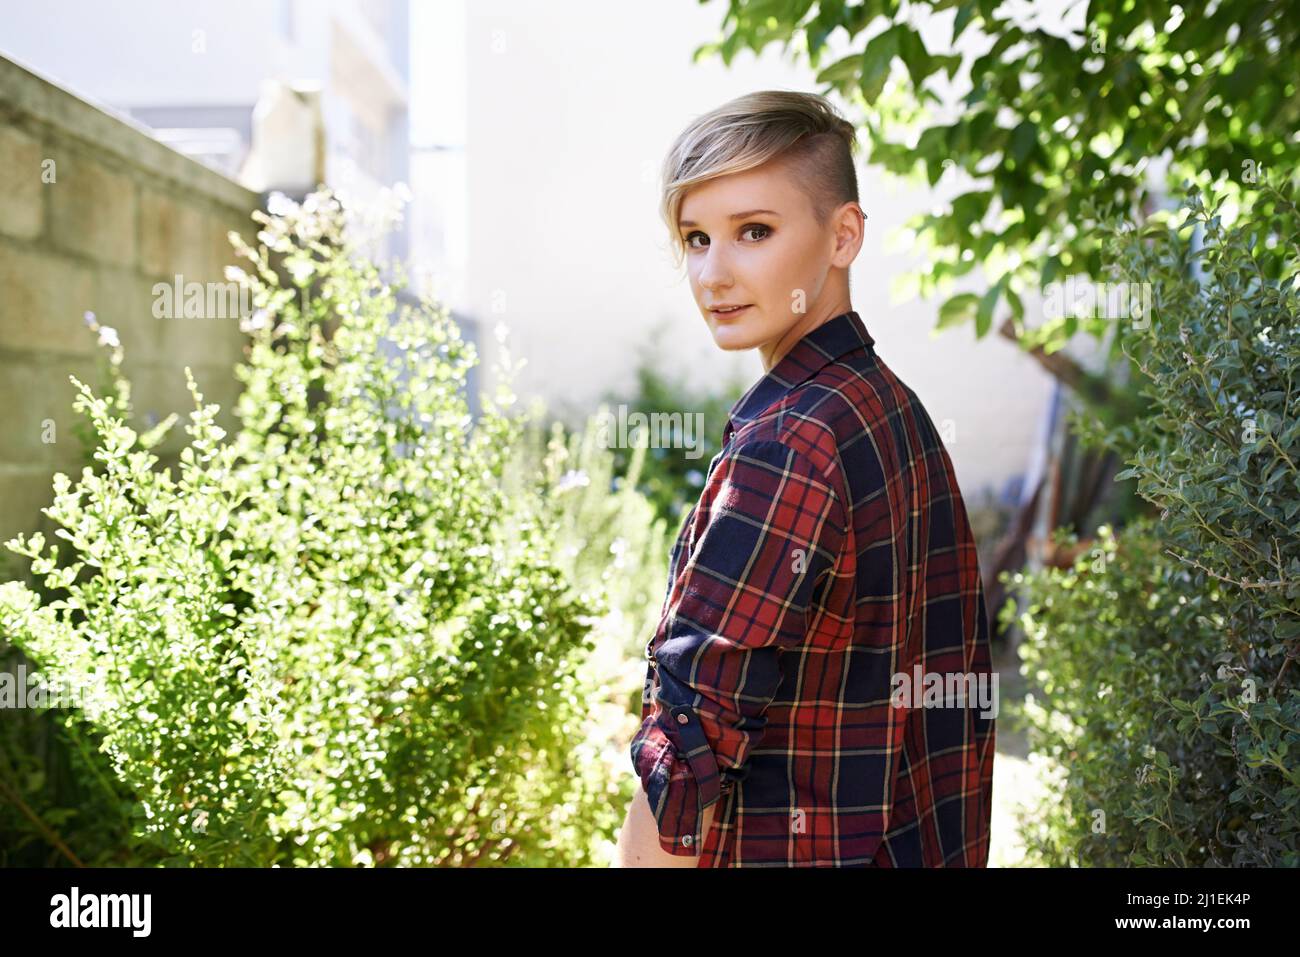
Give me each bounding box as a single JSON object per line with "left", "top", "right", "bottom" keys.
{"left": 759, "top": 302, "right": 852, "bottom": 372}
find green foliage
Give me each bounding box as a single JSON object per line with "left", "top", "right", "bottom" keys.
{"left": 506, "top": 412, "right": 672, "bottom": 661}
{"left": 697, "top": 0, "right": 1300, "bottom": 353}
{"left": 0, "top": 189, "right": 622, "bottom": 866}
{"left": 499, "top": 409, "right": 677, "bottom": 805}
{"left": 0, "top": 644, "right": 149, "bottom": 866}
{"left": 1106, "top": 185, "right": 1300, "bottom": 645}
{"left": 1003, "top": 185, "right": 1300, "bottom": 866}
{"left": 595, "top": 358, "right": 746, "bottom": 527}
{"left": 1004, "top": 521, "right": 1230, "bottom": 865}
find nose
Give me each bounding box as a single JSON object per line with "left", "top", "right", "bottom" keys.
{"left": 697, "top": 243, "right": 733, "bottom": 293}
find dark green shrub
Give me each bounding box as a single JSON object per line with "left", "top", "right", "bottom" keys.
{"left": 1005, "top": 185, "right": 1300, "bottom": 866}
{"left": 1005, "top": 520, "right": 1240, "bottom": 865}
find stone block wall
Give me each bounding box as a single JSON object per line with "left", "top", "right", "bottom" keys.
{"left": 0, "top": 55, "right": 261, "bottom": 551}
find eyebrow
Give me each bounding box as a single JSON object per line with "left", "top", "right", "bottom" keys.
{"left": 678, "top": 209, "right": 783, "bottom": 228}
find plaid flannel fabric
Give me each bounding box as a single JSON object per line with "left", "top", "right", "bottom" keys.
{"left": 631, "top": 310, "right": 995, "bottom": 866}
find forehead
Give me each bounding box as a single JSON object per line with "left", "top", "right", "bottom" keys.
{"left": 678, "top": 161, "right": 805, "bottom": 223}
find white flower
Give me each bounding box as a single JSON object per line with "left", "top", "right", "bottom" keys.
{"left": 266, "top": 192, "right": 296, "bottom": 216}
{"left": 287, "top": 258, "right": 314, "bottom": 284}
{"left": 97, "top": 326, "right": 120, "bottom": 349}
{"left": 240, "top": 309, "right": 270, "bottom": 333}
{"left": 556, "top": 469, "right": 590, "bottom": 493}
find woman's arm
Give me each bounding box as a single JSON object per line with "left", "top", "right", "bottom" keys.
{"left": 613, "top": 781, "right": 716, "bottom": 867}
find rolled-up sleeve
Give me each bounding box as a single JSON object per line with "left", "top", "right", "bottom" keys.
{"left": 630, "top": 439, "right": 846, "bottom": 855}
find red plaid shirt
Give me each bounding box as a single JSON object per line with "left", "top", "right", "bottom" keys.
{"left": 631, "top": 309, "right": 995, "bottom": 866}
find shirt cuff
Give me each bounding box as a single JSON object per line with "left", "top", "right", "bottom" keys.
{"left": 630, "top": 703, "right": 723, "bottom": 856}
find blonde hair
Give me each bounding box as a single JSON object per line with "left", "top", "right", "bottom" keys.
{"left": 660, "top": 90, "right": 861, "bottom": 268}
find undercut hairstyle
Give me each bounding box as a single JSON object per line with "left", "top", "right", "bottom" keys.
{"left": 660, "top": 90, "right": 861, "bottom": 269}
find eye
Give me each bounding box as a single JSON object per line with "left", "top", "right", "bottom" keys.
{"left": 683, "top": 224, "right": 772, "bottom": 250}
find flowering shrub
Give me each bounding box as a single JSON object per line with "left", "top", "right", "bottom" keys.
{"left": 495, "top": 407, "right": 678, "bottom": 859}
{"left": 0, "top": 189, "right": 618, "bottom": 866}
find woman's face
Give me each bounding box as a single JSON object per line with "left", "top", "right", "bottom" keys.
{"left": 677, "top": 159, "right": 858, "bottom": 368}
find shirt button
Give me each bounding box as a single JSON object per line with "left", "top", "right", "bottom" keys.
{"left": 675, "top": 713, "right": 689, "bottom": 724}
{"left": 681, "top": 835, "right": 694, "bottom": 847}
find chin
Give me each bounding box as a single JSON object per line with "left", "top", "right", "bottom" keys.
{"left": 708, "top": 326, "right": 759, "bottom": 352}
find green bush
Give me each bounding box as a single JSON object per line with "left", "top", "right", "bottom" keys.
{"left": 504, "top": 409, "right": 672, "bottom": 665}
{"left": 496, "top": 404, "right": 678, "bottom": 847}
{"left": 0, "top": 312, "right": 154, "bottom": 867}
{"left": 594, "top": 359, "right": 746, "bottom": 527}
{"left": 1004, "top": 184, "right": 1300, "bottom": 866}
{"left": 1005, "top": 520, "right": 1238, "bottom": 865}
{"left": 0, "top": 189, "right": 617, "bottom": 866}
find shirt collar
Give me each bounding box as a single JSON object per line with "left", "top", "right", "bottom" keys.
{"left": 724, "top": 310, "right": 875, "bottom": 442}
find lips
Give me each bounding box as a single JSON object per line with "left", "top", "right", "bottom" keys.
{"left": 709, "top": 304, "right": 751, "bottom": 318}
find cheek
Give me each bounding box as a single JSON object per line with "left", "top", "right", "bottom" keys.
{"left": 782, "top": 239, "right": 829, "bottom": 292}
{"left": 742, "top": 242, "right": 802, "bottom": 300}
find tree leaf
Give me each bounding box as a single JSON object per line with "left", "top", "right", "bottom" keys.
{"left": 976, "top": 280, "right": 1002, "bottom": 337}
{"left": 938, "top": 292, "right": 980, "bottom": 329}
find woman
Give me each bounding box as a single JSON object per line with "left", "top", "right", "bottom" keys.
{"left": 615, "top": 90, "right": 995, "bottom": 867}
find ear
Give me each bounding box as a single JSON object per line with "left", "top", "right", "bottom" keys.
{"left": 831, "top": 203, "right": 865, "bottom": 267}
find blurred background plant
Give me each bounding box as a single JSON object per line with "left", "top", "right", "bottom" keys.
{"left": 589, "top": 350, "right": 747, "bottom": 529}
